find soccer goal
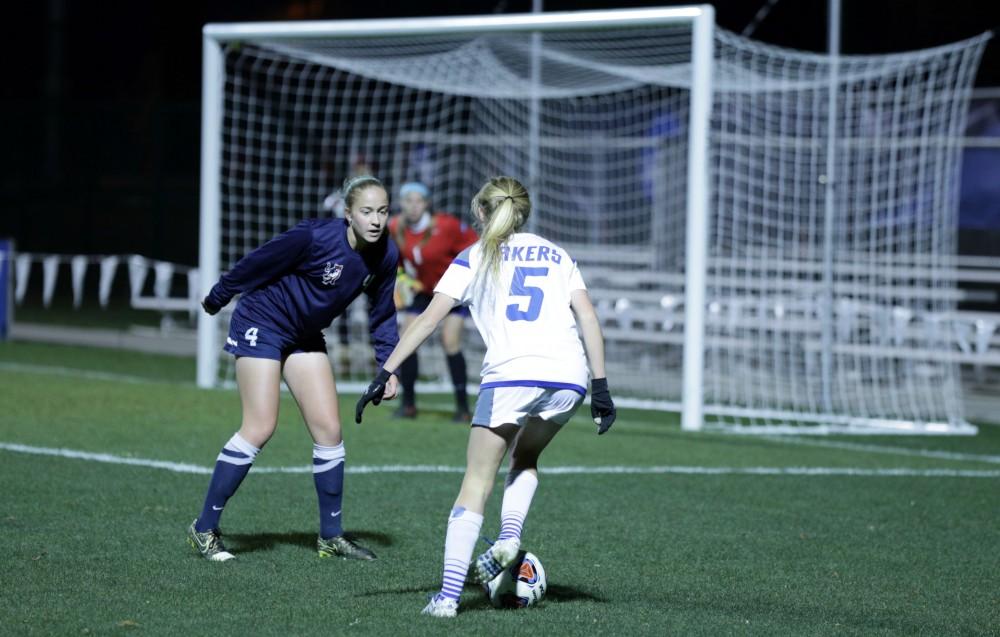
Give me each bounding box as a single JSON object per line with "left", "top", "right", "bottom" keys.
{"left": 198, "top": 7, "right": 989, "bottom": 435}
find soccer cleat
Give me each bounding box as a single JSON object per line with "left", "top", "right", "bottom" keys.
{"left": 317, "top": 534, "right": 377, "bottom": 560}
{"left": 451, "top": 410, "right": 472, "bottom": 423}
{"left": 393, "top": 405, "right": 418, "bottom": 419}
{"left": 473, "top": 537, "right": 520, "bottom": 583}
{"left": 187, "top": 519, "right": 236, "bottom": 562}
{"left": 421, "top": 594, "right": 458, "bottom": 618}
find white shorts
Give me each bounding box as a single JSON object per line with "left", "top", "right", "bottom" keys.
{"left": 472, "top": 385, "right": 584, "bottom": 428}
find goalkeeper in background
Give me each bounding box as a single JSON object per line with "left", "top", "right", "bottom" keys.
{"left": 389, "top": 181, "right": 478, "bottom": 422}
{"left": 188, "top": 175, "right": 399, "bottom": 562}
{"left": 357, "top": 176, "right": 616, "bottom": 617}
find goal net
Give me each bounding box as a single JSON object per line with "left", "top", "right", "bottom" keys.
{"left": 705, "top": 31, "right": 988, "bottom": 434}
{"left": 198, "top": 8, "right": 988, "bottom": 434}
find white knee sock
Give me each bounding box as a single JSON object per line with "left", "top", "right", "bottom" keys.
{"left": 438, "top": 506, "right": 484, "bottom": 602}
{"left": 497, "top": 470, "right": 538, "bottom": 541}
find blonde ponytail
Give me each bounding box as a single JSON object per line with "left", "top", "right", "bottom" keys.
{"left": 470, "top": 176, "right": 531, "bottom": 299}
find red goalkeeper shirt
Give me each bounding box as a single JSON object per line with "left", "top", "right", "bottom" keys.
{"left": 389, "top": 212, "right": 478, "bottom": 292}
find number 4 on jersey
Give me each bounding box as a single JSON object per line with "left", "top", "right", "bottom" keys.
{"left": 506, "top": 266, "right": 548, "bottom": 322}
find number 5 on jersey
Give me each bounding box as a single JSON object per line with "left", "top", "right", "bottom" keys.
{"left": 506, "top": 266, "right": 548, "bottom": 322}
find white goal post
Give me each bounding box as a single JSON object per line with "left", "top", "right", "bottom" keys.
{"left": 198, "top": 7, "right": 988, "bottom": 435}
{"left": 197, "top": 6, "right": 716, "bottom": 408}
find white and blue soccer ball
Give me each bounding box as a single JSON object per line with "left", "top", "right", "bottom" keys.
{"left": 483, "top": 551, "right": 547, "bottom": 609}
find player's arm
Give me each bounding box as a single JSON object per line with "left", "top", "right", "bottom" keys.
{"left": 570, "top": 288, "right": 606, "bottom": 379}
{"left": 355, "top": 292, "right": 457, "bottom": 422}
{"left": 387, "top": 292, "right": 456, "bottom": 371}
{"left": 571, "top": 287, "right": 616, "bottom": 434}
{"left": 366, "top": 260, "right": 402, "bottom": 375}
{"left": 356, "top": 252, "right": 470, "bottom": 423}
{"left": 202, "top": 223, "right": 313, "bottom": 314}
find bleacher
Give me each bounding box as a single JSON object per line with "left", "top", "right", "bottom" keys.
{"left": 566, "top": 244, "right": 1000, "bottom": 369}
{"left": 4, "top": 247, "right": 999, "bottom": 389}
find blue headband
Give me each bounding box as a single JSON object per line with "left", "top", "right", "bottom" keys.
{"left": 399, "top": 182, "right": 430, "bottom": 198}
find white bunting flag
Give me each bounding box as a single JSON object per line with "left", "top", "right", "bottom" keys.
{"left": 98, "top": 256, "right": 119, "bottom": 308}
{"left": 14, "top": 253, "right": 31, "bottom": 305}
{"left": 127, "top": 255, "right": 148, "bottom": 302}
{"left": 71, "top": 255, "right": 88, "bottom": 309}
{"left": 153, "top": 261, "right": 174, "bottom": 299}
{"left": 42, "top": 255, "right": 60, "bottom": 308}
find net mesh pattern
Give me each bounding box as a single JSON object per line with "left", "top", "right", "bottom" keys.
{"left": 210, "top": 22, "right": 988, "bottom": 432}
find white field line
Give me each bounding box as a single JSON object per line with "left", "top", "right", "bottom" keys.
{"left": 761, "top": 435, "right": 1000, "bottom": 465}
{"left": 1, "top": 442, "right": 998, "bottom": 478}
{"left": 0, "top": 362, "right": 174, "bottom": 385}
{"left": 3, "top": 363, "right": 997, "bottom": 467}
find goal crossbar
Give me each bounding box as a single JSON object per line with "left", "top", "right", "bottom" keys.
{"left": 203, "top": 7, "right": 708, "bottom": 41}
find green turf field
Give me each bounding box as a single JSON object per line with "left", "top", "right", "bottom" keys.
{"left": 1, "top": 340, "right": 998, "bottom": 636}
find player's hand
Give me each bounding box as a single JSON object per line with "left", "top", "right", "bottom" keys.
{"left": 382, "top": 374, "right": 399, "bottom": 401}
{"left": 201, "top": 296, "right": 221, "bottom": 316}
{"left": 590, "top": 377, "right": 616, "bottom": 435}
{"left": 355, "top": 368, "right": 393, "bottom": 423}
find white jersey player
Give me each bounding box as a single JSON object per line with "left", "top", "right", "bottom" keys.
{"left": 435, "top": 231, "right": 589, "bottom": 417}
{"left": 355, "top": 176, "right": 616, "bottom": 618}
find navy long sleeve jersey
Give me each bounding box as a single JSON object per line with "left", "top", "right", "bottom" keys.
{"left": 206, "top": 218, "right": 399, "bottom": 365}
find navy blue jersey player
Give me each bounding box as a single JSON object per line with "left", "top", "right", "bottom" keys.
{"left": 187, "top": 175, "right": 400, "bottom": 562}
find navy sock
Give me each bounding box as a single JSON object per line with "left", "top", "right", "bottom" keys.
{"left": 195, "top": 433, "right": 259, "bottom": 532}
{"left": 400, "top": 353, "right": 418, "bottom": 407}
{"left": 446, "top": 352, "right": 469, "bottom": 412}
{"left": 314, "top": 442, "right": 346, "bottom": 539}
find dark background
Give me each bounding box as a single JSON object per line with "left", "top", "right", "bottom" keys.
{"left": 2, "top": 0, "right": 998, "bottom": 266}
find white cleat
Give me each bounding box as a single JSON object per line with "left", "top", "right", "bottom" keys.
{"left": 421, "top": 595, "right": 458, "bottom": 618}
{"left": 473, "top": 537, "right": 520, "bottom": 584}
{"left": 208, "top": 550, "right": 236, "bottom": 562}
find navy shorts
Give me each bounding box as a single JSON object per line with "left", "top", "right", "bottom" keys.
{"left": 404, "top": 292, "right": 470, "bottom": 317}
{"left": 224, "top": 308, "right": 326, "bottom": 361}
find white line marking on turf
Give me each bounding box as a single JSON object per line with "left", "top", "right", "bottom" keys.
{"left": 761, "top": 435, "right": 1000, "bottom": 465}
{"left": 0, "top": 362, "right": 166, "bottom": 385}
{"left": 0, "top": 442, "right": 210, "bottom": 473}
{"left": 1, "top": 442, "right": 998, "bottom": 478}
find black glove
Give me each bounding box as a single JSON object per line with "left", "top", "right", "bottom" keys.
{"left": 355, "top": 368, "right": 393, "bottom": 423}
{"left": 201, "top": 296, "right": 221, "bottom": 316}
{"left": 590, "top": 377, "right": 616, "bottom": 435}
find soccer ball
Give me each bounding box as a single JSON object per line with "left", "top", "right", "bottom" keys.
{"left": 482, "top": 550, "right": 547, "bottom": 609}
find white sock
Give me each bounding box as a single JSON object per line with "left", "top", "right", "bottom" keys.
{"left": 497, "top": 470, "right": 538, "bottom": 541}
{"left": 220, "top": 432, "right": 260, "bottom": 463}
{"left": 438, "top": 506, "right": 484, "bottom": 602}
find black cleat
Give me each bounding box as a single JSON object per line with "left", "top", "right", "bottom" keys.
{"left": 317, "top": 534, "right": 377, "bottom": 560}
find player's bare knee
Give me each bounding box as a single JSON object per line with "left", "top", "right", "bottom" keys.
{"left": 440, "top": 317, "right": 464, "bottom": 353}
{"left": 441, "top": 334, "right": 461, "bottom": 355}
{"left": 238, "top": 422, "right": 276, "bottom": 448}
{"left": 309, "top": 420, "right": 343, "bottom": 446}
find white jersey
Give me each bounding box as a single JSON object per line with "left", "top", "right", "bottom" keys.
{"left": 434, "top": 232, "right": 589, "bottom": 393}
